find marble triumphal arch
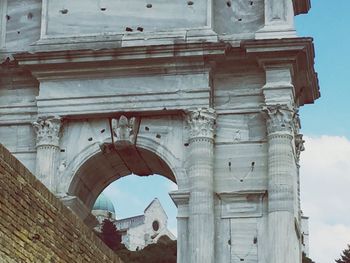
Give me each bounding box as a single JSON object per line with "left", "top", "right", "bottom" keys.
{"left": 0, "top": 0, "right": 319, "bottom": 262}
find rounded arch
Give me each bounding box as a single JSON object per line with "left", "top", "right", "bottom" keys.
{"left": 65, "top": 137, "right": 185, "bottom": 210}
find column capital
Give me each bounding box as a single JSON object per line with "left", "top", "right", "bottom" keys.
{"left": 262, "top": 104, "right": 296, "bottom": 135}
{"left": 187, "top": 108, "right": 216, "bottom": 140}
{"left": 33, "top": 116, "right": 62, "bottom": 147}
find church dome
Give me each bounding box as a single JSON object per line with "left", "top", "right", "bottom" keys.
{"left": 93, "top": 193, "right": 115, "bottom": 214}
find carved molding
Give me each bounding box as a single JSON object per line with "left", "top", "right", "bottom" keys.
{"left": 187, "top": 108, "right": 216, "bottom": 140}
{"left": 262, "top": 104, "right": 295, "bottom": 135}
{"left": 111, "top": 115, "right": 139, "bottom": 145}
{"left": 33, "top": 116, "right": 62, "bottom": 147}
{"left": 218, "top": 191, "right": 266, "bottom": 219}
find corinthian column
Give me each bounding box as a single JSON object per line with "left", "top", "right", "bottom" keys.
{"left": 187, "top": 108, "right": 216, "bottom": 263}
{"left": 33, "top": 116, "right": 62, "bottom": 192}
{"left": 263, "top": 104, "right": 299, "bottom": 263}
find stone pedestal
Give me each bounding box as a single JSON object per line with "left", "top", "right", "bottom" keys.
{"left": 263, "top": 105, "right": 299, "bottom": 263}
{"left": 187, "top": 108, "right": 216, "bottom": 263}
{"left": 256, "top": 0, "right": 296, "bottom": 39}
{"left": 33, "top": 116, "right": 62, "bottom": 192}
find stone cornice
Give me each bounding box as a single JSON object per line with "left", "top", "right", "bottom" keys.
{"left": 293, "top": 0, "right": 311, "bottom": 15}
{"left": 13, "top": 42, "right": 228, "bottom": 80}
{"left": 242, "top": 37, "right": 320, "bottom": 106}
{"left": 12, "top": 39, "right": 319, "bottom": 106}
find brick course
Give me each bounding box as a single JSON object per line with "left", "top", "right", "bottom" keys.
{"left": 0, "top": 144, "right": 123, "bottom": 263}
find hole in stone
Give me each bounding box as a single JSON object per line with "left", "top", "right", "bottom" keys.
{"left": 88, "top": 137, "right": 93, "bottom": 141}
{"left": 27, "top": 12, "right": 33, "bottom": 19}
{"left": 251, "top": 161, "right": 255, "bottom": 166}
{"left": 6, "top": 15, "right": 10, "bottom": 21}
{"left": 145, "top": 126, "right": 150, "bottom": 131}
{"left": 60, "top": 149, "right": 66, "bottom": 152}
{"left": 228, "top": 162, "right": 231, "bottom": 167}
{"left": 253, "top": 237, "right": 257, "bottom": 244}
{"left": 156, "top": 134, "right": 161, "bottom": 139}
{"left": 60, "top": 9, "right": 68, "bottom": 14}
{"left": 240, "top": 259, "right": 244, "bottom": 262}
{"left": 250, "top": 1, "right": 254, "bottom": 6}
{"left": 187, "top": 1, "right": 194, "bottom": 6}
{"left": 100, "top": 7, "right": 106, "bottom": 11}
{"left": 184, "top": 143, "right": 189, "bottom": 147}
{"left": 125, "top": 27, "right": 133, "bottom": 32}
{"left": 228, "top": 239, "right": 231, "bottom": 245}
{"left": 17, "top": 31, "right": 20, "bottom": 34}
{"left": 137, "top": 27, "right": 144, "bottom": 32}
{"left": 240, "top": 179, "right": 243, "bottom": 182}
{"left": 226, "top": 1, "right": 231, "bottom": 7}
{"left": 238, "top": 18, "right": 242, "bottom": 22}
{"left": 100, "top": 129, "right": 105, "bottom": 133}
{"left": 146, "top": 3, "right": 152, "bottom": 8}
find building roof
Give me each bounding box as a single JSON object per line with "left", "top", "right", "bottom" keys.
{"left": 92, "top": 193, "right": 115, "bottom": 214}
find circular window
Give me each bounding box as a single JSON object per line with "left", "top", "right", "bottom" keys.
{"left": 152, "top": 220, "right": 160, "bottom": 231}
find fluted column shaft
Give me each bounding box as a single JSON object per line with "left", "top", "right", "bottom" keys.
{"left": 187, "top": 108, "right": 216, "bottom": 263}
{"left": 33, "top": 116, "right": 62, "bottom": 192}
{"left": 263, "top": 105, "right": 299, "bottom": 263}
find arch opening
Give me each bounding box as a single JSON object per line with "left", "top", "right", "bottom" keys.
{"left": 68, "top": 143, "right": 177, "bottom": 212}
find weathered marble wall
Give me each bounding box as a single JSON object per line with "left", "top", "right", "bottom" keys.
{"left": 44, "top": 0, "right": 209, "bottom": 37}
{"left": 5, "top": 0, "right": 41, "bottom": 51}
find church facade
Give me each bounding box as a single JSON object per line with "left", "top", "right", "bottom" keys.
{"left": 92, "top": 195, "right": 175, "bottom": 251}
{"left": 0, "top": 0, "right": 319, "bottom": 262}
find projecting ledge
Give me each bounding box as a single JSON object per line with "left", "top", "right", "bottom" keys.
{"left": 293, "top": 0, "right": 311, "bottom": 15}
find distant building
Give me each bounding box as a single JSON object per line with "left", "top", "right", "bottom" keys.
{"left": 301, "top": 215, "right": 310, "bottom": 257}
{"left": 92, "top": 195, "right": 175, "bottom": 251}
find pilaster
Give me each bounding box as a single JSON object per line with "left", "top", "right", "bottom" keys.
{"left": 33, "top": 116, "right": 62, "bottom": 192}
{"left": 187, "top": 108, "right": 216, "bottom": 263}
{"left": 169, "top": 191, "right": 190, "bottom": 263}
{"left": 255, "top": 0, "right": 296, "bottom": 39}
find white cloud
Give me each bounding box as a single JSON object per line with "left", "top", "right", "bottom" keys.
{"left": 300, "top": 135, "right": 350, "bottom": 263}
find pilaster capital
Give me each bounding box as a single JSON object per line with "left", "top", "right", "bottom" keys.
{"left": 187, "top": 108, "right": 216, "bottom": 140}
{"left": 33, "top": 116, "right": 62, "bottom": 147}
{"left": 262, "top": 104, "right": 296, "bottom": 135}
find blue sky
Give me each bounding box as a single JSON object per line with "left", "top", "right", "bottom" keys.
{"left": 296, "top": 1, "right": 350, "bottom": 139}
{"left": 102, "top": 2, "right": 350, "bottom": 263}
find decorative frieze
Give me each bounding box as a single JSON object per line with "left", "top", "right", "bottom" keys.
{"left": 33, "top": 116, "right": 62, "bottom": 147}
{"left": 187, "top": 108, "right": 216, "bottom": 140}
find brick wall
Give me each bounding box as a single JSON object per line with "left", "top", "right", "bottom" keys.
{"left": 0, "top": 144, "right": 123, "bottom": 263}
